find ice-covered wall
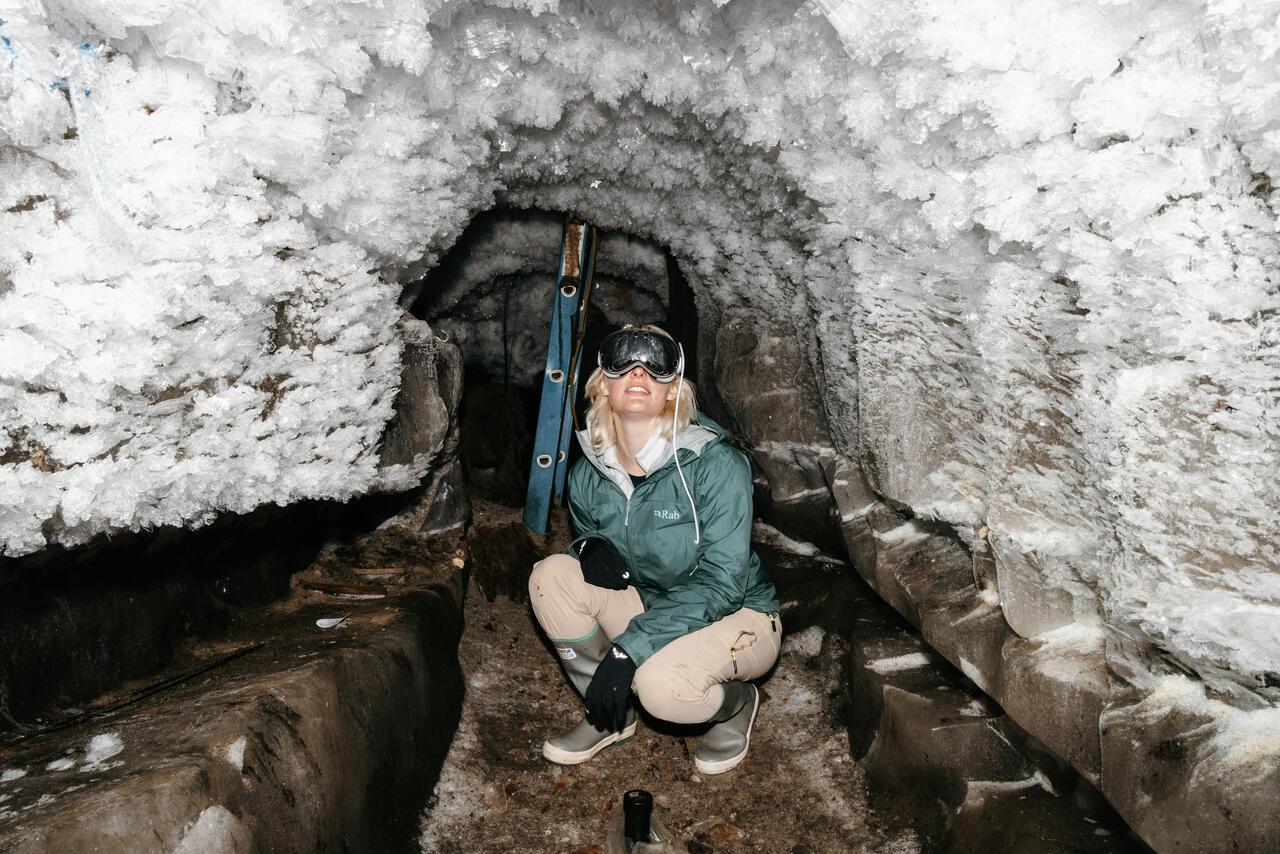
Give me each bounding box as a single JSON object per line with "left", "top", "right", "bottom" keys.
{"left": 1, "top": 0, "right": 1277, "bottom": 696}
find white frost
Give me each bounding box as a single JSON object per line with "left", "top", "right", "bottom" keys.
{"left": 751, "top": 521, "right": 819, "bottom": 556}
{"left": 173, "top": 806, "right": 249, "bottom": 854}
{"left": 783, "top": 626, "right": 825, "bottom": 658}
{"left": 81, "top": 732, "right": 124, "bottom": 769}
{"left": 224, "top": 737, "right": 247, "bottom": 772}
{"left": 866, "top": 652, "right": 934, "bottom": 675}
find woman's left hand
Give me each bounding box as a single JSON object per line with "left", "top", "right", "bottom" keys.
{"left": 585, "top": 644, "right": 636, "bottom": 732}
{"left": 578, "top": 537, "right": 631, "bottom": 590}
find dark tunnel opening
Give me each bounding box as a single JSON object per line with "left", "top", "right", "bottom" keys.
{"left": 407, "top": 207, "right": 702, "bottom": 510}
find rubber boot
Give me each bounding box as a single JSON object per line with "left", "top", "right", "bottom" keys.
{"left": 543, "top": 625, "right": 637, "bottom": 765}
{"left": 694, "top": 681, "right": 759, "bottom": 775}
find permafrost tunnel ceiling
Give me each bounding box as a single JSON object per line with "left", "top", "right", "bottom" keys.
{"left": 1, "top": 0, "right": 1279, "bottom": 835}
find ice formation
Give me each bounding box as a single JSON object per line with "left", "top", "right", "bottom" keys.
{"left": 1, "top": 1, "right": 1277, "bottom": 693}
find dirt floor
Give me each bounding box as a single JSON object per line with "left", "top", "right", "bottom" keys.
{"left": 418, "top": 580, "right": 921, "bottom": 853}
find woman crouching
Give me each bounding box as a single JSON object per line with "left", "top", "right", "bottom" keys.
{"left": 528, "top": 324, "right": 781, "bottom": 775}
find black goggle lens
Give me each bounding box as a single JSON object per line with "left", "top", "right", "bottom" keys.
{"left": 598, "top": 329, "right": 680, "bottom": 382}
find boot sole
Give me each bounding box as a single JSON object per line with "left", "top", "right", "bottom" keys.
{"left": 694, "top": 687, "right": 760, "bottom": 776}
{"left": 542, "top": 720, "right": 638, "bottom": 766}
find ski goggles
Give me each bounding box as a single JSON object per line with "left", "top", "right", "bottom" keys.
{"left": 597, "top": 327, "right": 682, "bottom": 383}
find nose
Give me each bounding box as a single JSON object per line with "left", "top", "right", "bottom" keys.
{"left": 628, "top": 365, "right": 649, "bottom": 379}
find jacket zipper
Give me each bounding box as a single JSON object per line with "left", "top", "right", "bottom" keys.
{"left": 624, "top": 493, "right": 633, "bottom": 574}
{"left": 613, "top": 462, "right": 681, "bottom": 584}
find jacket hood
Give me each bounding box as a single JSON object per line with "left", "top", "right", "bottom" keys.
{"left": 574, "top": 414, "right": 724, "bottom": 497}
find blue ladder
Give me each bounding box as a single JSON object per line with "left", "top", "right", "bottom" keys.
{"left": 523, "top": 218, "right": 597, "bottom": 534}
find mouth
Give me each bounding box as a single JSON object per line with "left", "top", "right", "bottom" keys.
{"left": 625, "top": 387, "right": 650, "bottom": 395}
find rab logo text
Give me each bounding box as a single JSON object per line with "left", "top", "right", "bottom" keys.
{"left": 654, "top": 509, "right": 681, "bottom": 521}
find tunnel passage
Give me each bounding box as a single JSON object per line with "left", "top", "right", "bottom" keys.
{"left": 406, "top": 209, "right": 703, "bottom": 509}
{"left": 403, "top": 210, "right": 1146, "bottom": 851}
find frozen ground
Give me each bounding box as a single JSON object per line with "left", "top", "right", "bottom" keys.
{"left": 419, "top": 583, "right": 919, "bottom": 853}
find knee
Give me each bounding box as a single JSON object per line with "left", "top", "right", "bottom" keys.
{"left": 631, "top": 663, "right": 665, "bottom": 713}
{"left": 528, "top": 552, "right": 581, "bottom": 601}
{"left": 633, "top": 660, "right": 710, "bottom": 725}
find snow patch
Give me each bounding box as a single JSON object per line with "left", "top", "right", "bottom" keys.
{"left": 866, "top": 652, "right": 934, "bottom": 675}
{"left": 224, "top": 737, "right": 247, "bottom": 772}
{"left": 1122, "top": 675, "right": 1280, "bottom": 784}
{"left": 783, "top": 626, "right": 825, "bottom": 657}
{"left": 173, "top": 806, "right": 249, "bottom": 854}
{"left": 964, "top": 771, "right": 1054, "bottom": 799}
{"left": 0, "top": 768, "right": 27, "bottom": 783}
{"left": 81, "top": 733, "right": 123, "bottom": 769}
{"left": 874, "top": 522, "right": 930, "bottom": 546}
{"left": 1028, "top": 623, "right": 1106, "bottom": 686}
{"left": 751, "top": 521, "right": 819, "bottom": 556}
{"left": 840, "top": 503, "right": 880, "bottom": 522}
{"left": 958, "top": 657, "right": 989, "bottom": 693}
{"left": 1197, "top": 706, "right": 1280, "bottom": 783}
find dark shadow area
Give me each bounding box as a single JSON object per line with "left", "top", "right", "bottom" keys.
{"left": 0, "top": 484, "right": 433, "bottom": 737}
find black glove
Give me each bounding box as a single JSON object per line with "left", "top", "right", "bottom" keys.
{"left": 585, "top": 644, "right": 636, "bottom": 732}
{"left": 578, "top": 537, "right": 631, "bottom": 590}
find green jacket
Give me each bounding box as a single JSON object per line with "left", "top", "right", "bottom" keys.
{"left": 566, "top": 415, "right": 779, "bottom": 666}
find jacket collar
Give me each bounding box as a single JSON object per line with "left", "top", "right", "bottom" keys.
{"left": 575, "top": 416, "right": 722, "bottom": 496}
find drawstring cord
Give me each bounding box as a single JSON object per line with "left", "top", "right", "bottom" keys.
{"left": 671, "top": 347, "right": 701, "bottom": 545}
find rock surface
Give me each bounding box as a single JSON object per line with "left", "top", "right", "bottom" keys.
{"left": 1100, "top": 673, "right": 1280, "bottom": 854}
{"left": 833, "top": 458, "right": 1280, "bottom": 853}
{"left": 0, "top": 533, "right": 467, "bottom": 853}
{"left": 714, "top": 312, "right": 840, "bottom": 552}
{"left": 846, "top": 576, "right": 1137, "bottom": 853}
{"left": 376, "top": 319, "right": 463, "bottom": 491}
{"left": 0, "top": 500, "right": 331, "bottom": 729}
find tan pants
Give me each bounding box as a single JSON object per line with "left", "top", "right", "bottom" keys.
{"left": 529, "top": 553, "right": 782, "bottom": 724}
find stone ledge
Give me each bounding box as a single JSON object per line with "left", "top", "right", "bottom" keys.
{"left": 845, "top": 579, "right": 1133, "bottom": 852}
{"left": 831, "top": 458, "right": 1280, "bottom": 853}
{"left": 0, "top": 570, "right": 465, "bottom": 853}
{"left": 1100, "top": 674, "right": 1280, "bottom": 854}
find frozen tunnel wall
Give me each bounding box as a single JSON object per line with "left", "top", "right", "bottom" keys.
{"left": 1, "top": 0, "right": 1278, "bottom": 718}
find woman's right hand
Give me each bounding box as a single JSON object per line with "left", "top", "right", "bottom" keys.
{"left": 578, "top": 537, "right": 631, "bottom": 590}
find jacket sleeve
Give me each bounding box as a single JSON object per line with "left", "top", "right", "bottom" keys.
{"left": 566, "top": 460, "right": 601, "bottom": 558}
{"left": 614, "top": 445, "right": 754, "bottom": 666}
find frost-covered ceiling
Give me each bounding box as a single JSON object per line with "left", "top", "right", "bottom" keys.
{"left": 1, "top": 0, "right": 1278, "bottom": 686}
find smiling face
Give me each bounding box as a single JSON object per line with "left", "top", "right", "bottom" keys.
{"left": 602, "top": 364, "right": 677, "bottom": 421}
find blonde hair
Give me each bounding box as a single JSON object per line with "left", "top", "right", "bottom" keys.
{"left": 583, "top": 365, "right": 698, "bottom": 454}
